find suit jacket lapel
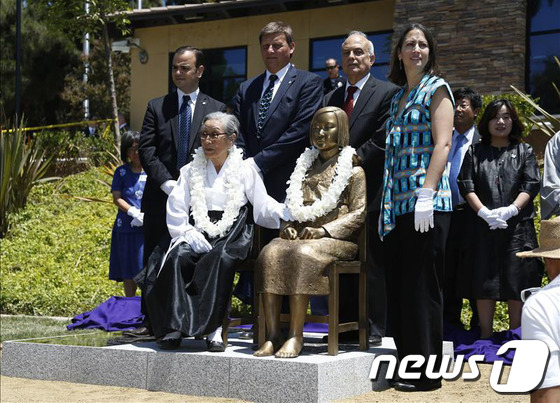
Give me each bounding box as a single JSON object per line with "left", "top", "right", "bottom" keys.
{"left": 190, "top": 93, "right": 207, "bottom": 152}
{"left": 262, "top": 65, "right": 296, "bottom": 128}
{"left": 169, "top": 92, "right": 180, "bottom": 150}
{"left": 350, "top": 75, "right": 377, "bottom": 128}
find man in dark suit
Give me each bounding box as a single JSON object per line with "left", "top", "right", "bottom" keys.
{"left": 323, "top": 58, "right": 346, "bottom": 95}
{"left": 444, "top": 87, "right": 481, "bottom": 328}
{"left": 324, "top": 31, "right": 399, "bottom": 346}
{"left": 131, "top": 46, "right": 226, "bottom": 337}
{"left": 234, "top": 21, "right": 323, "bottom": 203}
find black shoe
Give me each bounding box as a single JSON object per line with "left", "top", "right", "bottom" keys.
{"left": 393, "top": 380, "right": 441, "bottom": 392}
{"left": 207, "top": 340, "right": 226, "bottom": 352}
{"left": 369, "top": 335, "right": 382, "bottom": 346}
{"left": 158, "top": 335, "right": 182, "bottom": 350}
{"left": 123, "top": 326, "right": 152, "bottom": 337}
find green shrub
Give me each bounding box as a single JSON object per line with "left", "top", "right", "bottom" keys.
{"left": 0, "top": 167, "right": 121, "bottom": 316}
{"left": 1, "top": 123, "right": 56, "bottom": 237}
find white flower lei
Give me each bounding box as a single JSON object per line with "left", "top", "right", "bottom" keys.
{"left": 285, "top": 146, "right": 356, "bottom": 223}
{"left": 188, "top": 145, "right": 245, "bottom": 238}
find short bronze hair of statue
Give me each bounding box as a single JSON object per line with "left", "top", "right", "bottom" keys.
{"left": 388, "top": 23, "right": 440, "bottom": 86}
{"left": 259, "top": 21, "right": 294, "bottom": 46}
{"left": 310, "top": 106, "right": 350, "bottom": 148}
{"left": 477, "top": 99, "right": 524, "bottom": 145}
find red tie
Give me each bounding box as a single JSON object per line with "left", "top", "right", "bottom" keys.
{"left": 342, "top": 86, "right": 358, "bottom": 118}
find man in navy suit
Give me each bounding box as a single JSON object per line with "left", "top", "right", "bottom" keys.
{"left": 324, "top": 31, "right": 399, "bottom": 346}
{"left": 234, "top": 21, "right": 323, "bottom": 203}
{"left": 444, "top": 87, "right": 481, "bottom": 328}
{"left": 132, "top": 46, "right": 225, "bottom": 338}
{"left": 323, "top": 58, "right": 346, "bottom": 95}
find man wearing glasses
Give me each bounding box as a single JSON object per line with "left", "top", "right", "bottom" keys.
{"left": 323, "top": 58, "right": 346, "bottom": 95}
{"left": 131, "top": 46, "right": 226, "bottom": 339}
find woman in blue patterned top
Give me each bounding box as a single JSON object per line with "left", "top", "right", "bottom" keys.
{"left": 109, "top": 131, "right": 147, "bottom": 297}
{"left": 380, "top": 23, "right": 454, "bottom": 392}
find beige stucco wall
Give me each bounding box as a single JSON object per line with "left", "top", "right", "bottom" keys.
{"left": 130, "top": 0, "right": 395, "bottom": 129}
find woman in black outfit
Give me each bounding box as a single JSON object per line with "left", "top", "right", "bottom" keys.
{"left": 458, "top": 99, "right": 543, "bottom": 339}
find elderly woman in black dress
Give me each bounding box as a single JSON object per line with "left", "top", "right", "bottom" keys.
{"left": 458, "top": 99, "right": 543, "bottom": 339}
{"left": 138, "top": 112, "right": 288, "bottom": 351}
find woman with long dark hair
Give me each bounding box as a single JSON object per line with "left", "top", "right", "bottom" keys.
{"left": 458, "top": 99, "right": 542, "bottom": 339}
{"left": 380, "top": 23, "right": 454, "bottom": 392}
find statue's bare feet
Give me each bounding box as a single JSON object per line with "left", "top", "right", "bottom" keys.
{"left": 275, "top": 336, "right": 303, "bottom": 358}
{"left": 254, "top": 338, "right": 283, "bottom": 357}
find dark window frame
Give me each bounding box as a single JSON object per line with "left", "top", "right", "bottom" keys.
{"left": 308, "top": 30, "right": 393, "bottom": 81}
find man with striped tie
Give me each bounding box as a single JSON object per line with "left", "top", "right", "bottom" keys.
{"left": 234, "top": 21, "right": 323, "bottom": 204}
{"left": 133, "top": 46, "right": 225, "bottom": 339}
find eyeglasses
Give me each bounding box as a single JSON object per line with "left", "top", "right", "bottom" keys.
{"left": 200, "top": 132, "right": 228, "bottom": 141}
{"left": 326, "top": 65, "right": 338, "bottom": 70}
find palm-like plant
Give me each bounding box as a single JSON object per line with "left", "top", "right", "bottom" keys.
{"left": 511, "top": 56, "right": 560, "bottom": 138}
{"left": 0, "top": 124, "right": 57, "bottom": 237}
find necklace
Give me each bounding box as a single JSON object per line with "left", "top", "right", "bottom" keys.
{"left": 285, "top": 146, "right": 356, "bottom": 223}
{"left": 188, "top": 146, "right": 245, "bottom": 238}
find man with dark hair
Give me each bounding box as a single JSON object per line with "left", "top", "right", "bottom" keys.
{"left": 129, "top": 46, "right": 226, "bottom": 338}
{"left": 444, "top": 87, "right": 481, "bottom": 327}
{"left": 234, "top": 21, "right": 322, "bottom": 204}
{"left": 324, "top": 30, "right": 399, "bottom": 346}
{"left": 323, "top": 58, "right": 346, "bottom": 95}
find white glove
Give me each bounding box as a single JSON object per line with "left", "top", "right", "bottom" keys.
{"left": 130, "top": 213, "right": 144, "bottom": 227}
{"left": 127, "top": 206, "right": 142, "bottom": 219}
{"left": 184, "top": 229, "right": 212, "bottom": 254}
{"left": 414, "top": 188, "right": 434, "bottom": 233}
{"left": 478, "top": 206, "right": 508, "bottom": 230}
{"left": 160, "top": 180, "right": 177, "bottom": 195}
{"left": 492, "top": 204, "right": 519, "bottom": 222}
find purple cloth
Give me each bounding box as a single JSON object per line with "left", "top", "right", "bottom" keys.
{"left": 444, "top": 322, "right": 521, "bottom": 365}
{"left": 67, "top": 296, "right": 144, "bottom": 331}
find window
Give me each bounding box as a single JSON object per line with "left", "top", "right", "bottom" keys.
{"left": 527, "top": 0, "right": 560, "bottom": 114}
{"left": 168, "top": 46, "right": 247, "bottom": 107}
{"left": 309, "top": 31, "right": 393, "bottom": 82}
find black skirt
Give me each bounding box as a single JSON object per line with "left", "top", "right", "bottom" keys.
{"left": 135, "top": 205, "right": 253, "bottom": 338}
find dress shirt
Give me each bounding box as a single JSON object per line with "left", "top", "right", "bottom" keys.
{"left": 450, "top": 125, "right": 477, "bottom": 205}
{"left": 344, "top": 73, "right": 370, "bottom": 105}
{"left": 261, "top": 63, "right": 291, "bottom": 100}
{"left": 177, "top": 88, "right": 199, "bottom": 120}
{"left": 166, "top": 148, "right": 286, "bottom": 239}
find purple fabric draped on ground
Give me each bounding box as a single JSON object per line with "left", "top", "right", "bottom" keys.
{"left": 67, "top": 296, "right": 144, "bottom": 331}
{"left": 444, "top": 322, "right": 521, "bottom": 365}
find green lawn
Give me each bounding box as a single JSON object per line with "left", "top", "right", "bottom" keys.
{"left": 0, "top": 315, "right": 98, "bottom": 343}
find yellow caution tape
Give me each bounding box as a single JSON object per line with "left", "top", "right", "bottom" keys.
{"left": 1, "top": 119, "right": 115, "bottom": 134}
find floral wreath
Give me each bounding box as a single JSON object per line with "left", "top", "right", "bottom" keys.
{"left": 188, "top": 145, "right": 245, "bottom": 238}
{"left": 285, "top": 146, "right": 356, "bottom": 223}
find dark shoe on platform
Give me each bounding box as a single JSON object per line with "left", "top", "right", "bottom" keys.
{"left": 369, "top": 335, "right": 382, "bottom": 346}
{"left": 393, "top": 380, "right": 442, "bottom": 392}
{"left": 207, "top": 340, "right": 226, "bottom": 352}
{"left": 123, "top": 326, "right": 152, "bottom": 337}
{"left": 158, "top": 336, "right": 182, "bottom": 350}
{"left": 239, "top": 331, "right": 253, "bottom": 340}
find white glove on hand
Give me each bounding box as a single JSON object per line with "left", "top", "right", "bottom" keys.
{"left": 184, "top": 229, "right": 212, "bottom": 254}
{"left": 130, "top": 213, "right": 144, "bottom": 227}
{"left": 492, "top": 204, "right": 519, "bottom": 222}
{"left": 160, "top": 180, "right": 177, "bottom": 195}
{"left": 414, "top": 188, "right": 435, "bottom": 233}
{"left": 127, "top": 206, "right": 141, "bottom": 219}
{"left": 478, "top": 206, "right": 508, "bottom": 230}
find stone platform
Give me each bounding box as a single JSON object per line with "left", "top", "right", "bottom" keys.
{"left": 1, "top": 330, "right": 454, "bottom": 402}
